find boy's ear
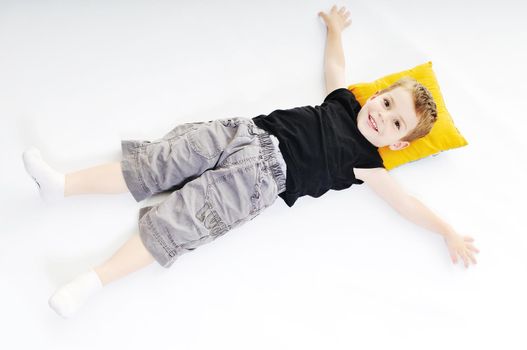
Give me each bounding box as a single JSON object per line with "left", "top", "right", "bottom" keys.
{"left": 388, "top": 140, "right": 410, "bottom": 151}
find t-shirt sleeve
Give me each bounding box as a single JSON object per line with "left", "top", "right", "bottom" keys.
{"left": 323, "top": 88, "right": 362, "bottom": 117}
{"left": 352, "top": 157, "right": 385, "bottom": 185}
{"left": 360, "top": 156, "right": 385, "bottom": 169}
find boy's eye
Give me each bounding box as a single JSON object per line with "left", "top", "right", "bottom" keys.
{"left": 383, "top": 98, "right": 390, "bottom": 108}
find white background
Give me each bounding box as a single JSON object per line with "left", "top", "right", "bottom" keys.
{"left": 1, "top": 0, "right": 526, "bottom": 349}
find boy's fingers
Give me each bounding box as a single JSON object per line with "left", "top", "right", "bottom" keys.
{"left": 463, "top": 251, "right": 476, "bottom": 267}
{"left": 448, "top": 248, "right": 457, "bottom": 263}
{"left": 467, "top": 244, "right": 479, "bottom": 253}
{"left": 461, "top": 253, "right": 469, "bottom": 268}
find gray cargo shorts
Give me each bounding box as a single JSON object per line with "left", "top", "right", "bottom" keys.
{"left": 120, "top": 117, "right": 287, "bottom": 268}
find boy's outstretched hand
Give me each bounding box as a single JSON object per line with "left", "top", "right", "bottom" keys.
{"left": 444, "top": 232, "right": 480, "bottom": 268}
{"left": 319, "top": 5, "right": 352, "bottom": 33}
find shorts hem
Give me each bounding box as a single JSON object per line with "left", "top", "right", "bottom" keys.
{"left": 121, "top": 140, "right": 152, "bottom": 202}
{"left": 138, "top": 210, "right": 177, "bottom": 268}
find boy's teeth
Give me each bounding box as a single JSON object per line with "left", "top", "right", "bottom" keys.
{"left": 369, "top": 115, "right": 378, "bottom": 131}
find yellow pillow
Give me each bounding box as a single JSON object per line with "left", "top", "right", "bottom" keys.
{"left": 348, "top": 61, "right": 468, "bottom": 170}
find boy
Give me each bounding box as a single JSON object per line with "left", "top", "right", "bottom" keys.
{"left": 22, "top": 5, "right": 478, "bottom": 318}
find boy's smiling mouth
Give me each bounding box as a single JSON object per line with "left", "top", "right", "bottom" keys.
{"left": 368, "top": 114, "right": 378, "bottom": 132}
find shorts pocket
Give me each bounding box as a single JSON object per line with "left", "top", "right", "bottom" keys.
{"left": 186, "top": 122, "right": 223, "bottom": 160}
{"left": 204, "top": 164, "right": 263, "bottom": 229}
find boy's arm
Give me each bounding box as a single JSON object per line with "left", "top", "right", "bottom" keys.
{"left": 355, "top": 167, "right": 480, "bottom": 268}
{"left": 319, "top": 6, "right": 352, "bottom": 95}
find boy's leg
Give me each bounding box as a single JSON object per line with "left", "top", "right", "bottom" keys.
{"left": 64, "top": 161, "right": 129, "bottom": 196}
{"left": 120, "top": 118, "right": 258, "bottom": 202}
{"left": 48, "top": 233, "right": 155, "bottom": 318}
{"left": 93, "top": 233, "right": 155, "bottom": 286}
{"left": 22, "top": 147, "right": 130, "bottom": 201}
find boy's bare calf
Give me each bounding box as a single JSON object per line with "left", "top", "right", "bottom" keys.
{"left": 65, "top": 161, "right": 129, "bottom": 196}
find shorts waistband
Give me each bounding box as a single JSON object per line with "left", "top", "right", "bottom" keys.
{"left": 255, "top": 131, "right": 287, "bottom": 194}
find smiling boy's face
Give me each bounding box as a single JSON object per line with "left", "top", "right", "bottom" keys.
{"left": 356, "top": 86, "right": 419, "bottom": 150}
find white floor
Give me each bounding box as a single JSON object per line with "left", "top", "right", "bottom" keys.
{"left": 1, "top": 0, "right": 526, "bottom": 349}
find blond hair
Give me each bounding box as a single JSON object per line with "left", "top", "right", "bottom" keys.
{"left": 378, "top": 77, "right": 438, "bottom": 142}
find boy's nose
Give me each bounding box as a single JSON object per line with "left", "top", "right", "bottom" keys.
{"left": 378, "top": 112, "right": 385, "bottom": 124}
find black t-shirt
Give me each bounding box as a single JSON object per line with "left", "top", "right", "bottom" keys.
{"left": 252, "top": 88, "right": 384, "bottom": 207}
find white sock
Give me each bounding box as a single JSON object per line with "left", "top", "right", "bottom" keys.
{"left": 48, "top": 269, "right": 103, "bottom": 318}
{"left": 22, "top": 147, "right": 65, "bottom": 202}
